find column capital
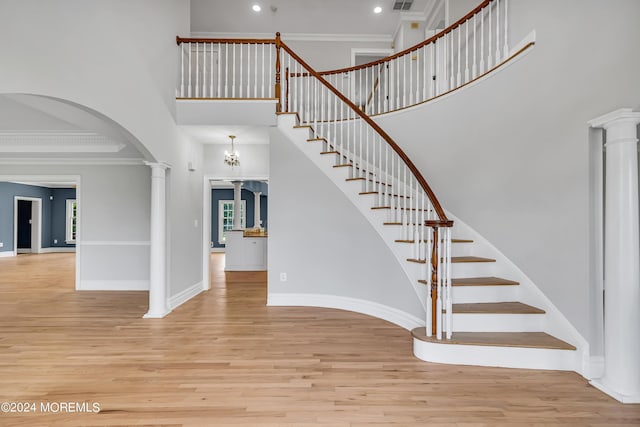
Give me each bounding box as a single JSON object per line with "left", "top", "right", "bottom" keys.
{"left": 143, "top": 161, "right": 171, "bottom": 170}
{"left": 589, "top": 108, "right": 640, "bottom": 130}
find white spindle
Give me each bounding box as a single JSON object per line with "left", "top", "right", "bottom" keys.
{"left": 465, "top": 20, "right": 470, "bottom": 83}
{"left": 436, "top": 227, "right": 443, "bottom": 340}
{"left": 180, "top": 43, "right": 185, "bottom": 97}
{"left": 450, "top": 29, "right": 455, "bottom": 90}
{"left": 503, "top": 0, "right": 509, "bottom": 59}
{"left": 488, "top": 1, "right": 493, "bottom": 68}
{"left": 473, "top": 14, "right": 478, "bottom": 79}
{"left": 457, "top": 26, "right": 462, "bottom": 87}
{"left": 480, "top": 7, "right": 485, "bottom": 74}
{"left": 445, "top": 227, "right": 453, "bottom": 339}
{"left": 496, "top": 0, "right": 501, "bottom": 63}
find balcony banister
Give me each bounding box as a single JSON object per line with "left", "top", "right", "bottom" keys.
{"left": 279, "top": 40, "right": 450, "bottom": 224}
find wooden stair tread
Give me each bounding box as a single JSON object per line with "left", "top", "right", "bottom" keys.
{"left": 396, "top": 239, "right": 473, "bottom": 244}
{"left": 307, "top": 137, "right": 327, "bottom": 142}
{"left": 411, "top": 328, "right": 576, "bottom": 350}
{"left": 346, "top": 177, "right": 392, "bottom": 187}
{"left": 418, "top": 276, "right": 519, "bottom": 287}
{"left": 408, "top": 256, "right": 495, "bottom": 264}
{"left": 451, "top": 277, "right": 519, "bottom": 286}
{"left": 365, "top": 193, "right": 410, "bottom": 198}
{"left": 452, "top": 256, "right": 495, "bottom": 263}
{"left": 320, "top": 151, "right": 339, "bottom": 155}
{"left": 453, "top": 302, "right": 545, "bottom": 314}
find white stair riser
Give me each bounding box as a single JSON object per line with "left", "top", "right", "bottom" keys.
{"left": 413, "top": 339, "right": 579, "bottom": 371}
{"left": 453, "top": 313, "right": 544, "bottom": 332}
{"left": 452, "top": 285, "right": 519, "bottom": 303}
{"left": 452, "top": 262, "right": 496, "bottom": 277}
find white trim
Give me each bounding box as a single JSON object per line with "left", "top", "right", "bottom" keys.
{"left": 0, "top": 158, "right": 145, "bottom": 166}
{"left": 78, "top": 280, "right": 149, "bottom": 291}
{"left": 168, "top": 281, "right": 206, "bottom": 311}
{"left": 590, "top": 379, "right": 640, "bottom": 404}
{"left": 13, "top": 196, "right": 42, "bottom": 255}
{"left": 399, "top": 11, "right": 427, "bottom": 22}
{"left": 0, "top": 251, "right": 15, "bottom": 258}
{"left": 39, "top": 247, "right": 76, "bottom": 253}
{"left": 78, "top": 241, "right": 151, "bottom": 246}
{"left": 210, "top": 247, "right": 226, "bottom": 253}
{"left": 190, "top": 31, "right": 393, "bottom": 43}
{"left": 585, "top": 356, "right": 605, "bottom": 380}
{"left": 266, "top": 293, "right": 423, "bottom": 331}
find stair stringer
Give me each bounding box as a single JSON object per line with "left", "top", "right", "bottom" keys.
{"left": 276, "top": 114, "right": 430, "bottom": 315}
{"left": 439, "top": 210, "right": 590, "bottom": 376}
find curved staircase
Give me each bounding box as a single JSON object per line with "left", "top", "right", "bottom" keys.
{"left": 276, "top": 110, "right": 581, "bottom": 372}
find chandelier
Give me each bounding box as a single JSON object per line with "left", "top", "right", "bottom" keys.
{"left": 224, "top": 135, "right": 240, "bottom": 167}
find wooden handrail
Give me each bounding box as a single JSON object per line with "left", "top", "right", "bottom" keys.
{"left": 280, "top": 41, "right": 451, "bottom": 224}
{"left": 176, "top": 36, "right": 276, "bottom": 45}
{"left": 316, "top": 0, "right": 492, "bottom": 76}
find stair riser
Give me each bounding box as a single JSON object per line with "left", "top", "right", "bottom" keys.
{"left": 452, "top": 285, "right": 520, "bottom": 303}
{"left": 451, "top": 262, "right": 496, "bottom": 278}
{"left": 452, "top": 313, "right": 544, "bottom": 332}
{"left": 413, "top": 340, "right": 579, "bottom": 372}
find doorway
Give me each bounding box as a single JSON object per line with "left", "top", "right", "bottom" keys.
{"left": 14, "top": 196, "right": 42, "bottom": 255}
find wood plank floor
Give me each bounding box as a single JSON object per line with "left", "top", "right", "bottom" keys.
{"left": 0, "top": 253, "right": 638, "bottom": 426}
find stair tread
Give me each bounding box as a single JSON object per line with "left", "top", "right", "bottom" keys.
{"left": 320, "top": 151, "right": 340, "bottom": 155}
{"left": 452, "top": 276, "right": 519, "bottom": 286}
{"left": 453, "top": 302, "right": 545, "bottom": 314}
{"left": 452, "top": 256, "right": 495, "bottom": 263}
{"left": 408, "top": 256, "right": 495, "bottom": 264}
{"left": 396, "top": 239, "right": 473, "bottom": 244}
{"left": 411, "top": 328, "right": 576, "bottom": 350}
{"left": 418, "top": 276, "right": 519, "bottom": 287}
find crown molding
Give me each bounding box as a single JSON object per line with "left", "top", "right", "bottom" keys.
{"left": 0, "top": 157, "right": 145, "bottom": 166}
{"left": 190, "top": 31, "right": 393, "bottom": 43}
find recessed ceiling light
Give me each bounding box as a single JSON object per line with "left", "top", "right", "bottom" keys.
{"left": 252, "top": 4, "right": 261, "bottom": 12}
{"left": 373, "top": 6, "right": 382, "bottom": 14}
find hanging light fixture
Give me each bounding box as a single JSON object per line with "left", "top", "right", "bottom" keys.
{"left": 224, "top": 135, "right": 240, "bottom": 167}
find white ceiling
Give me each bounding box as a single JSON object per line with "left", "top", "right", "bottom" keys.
{"left": 190, "top": 0, "right": 434, "bottom": 36}
{"left": 0, "top": 94, "right": 145, "bottom": 161}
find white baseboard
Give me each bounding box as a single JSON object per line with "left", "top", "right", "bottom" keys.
{"left": 0, "top": 251, "right": 15, "bottom": 258}
{"left": 78, "top": 280, "right": 149, "bottom": 291}
{"left": 590, "top": 379, "right": 640, "bottom": 404}
{"left": 584, "top": 356, "right": 605, "bottom": 380}
{"left": 40, "top": 247, "right": 76, "bottom": 253}
{"left": 17, "top": 248, "right": 32, "bottom": 254}
{"left": 169, "top": 281, "right": 206, "bottom": 311}
{"left": 267, "top": 293, "right": 423, "bottom": 331}
{"left": 210, "top": 247, "right": 226, "bottom": 253}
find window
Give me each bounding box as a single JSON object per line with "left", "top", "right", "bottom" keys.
{"left": 218, "top": 200, "right": 245, "bottom": 244}
{"left": 65, "top": 199, "right": 77, "bottom": 243}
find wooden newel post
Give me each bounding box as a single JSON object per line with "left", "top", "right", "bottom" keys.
{"left": 430, "top": 226, "right": 439, "bottom": 336}
{"left": 275, "top": 32, "right": 282, "bottom": 112}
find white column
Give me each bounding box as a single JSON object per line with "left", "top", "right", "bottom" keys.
{"left": 589, "top": 108, "right": 640, "bottom": 403}
{"left": 144, "top": 162, "right": 170, "bottom": 319}
{"left": 254, "top": 191, "right": 262, "bottom": 229}
{"left": 232, "top": 181, "right": 243, "bottom": 230}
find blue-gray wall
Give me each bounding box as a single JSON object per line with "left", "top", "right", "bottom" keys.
{"left": 0, "top": 182, "right": 76, "bottom": 252}
{"left": 211, "top": 188, "right": 268, "bottom": 249}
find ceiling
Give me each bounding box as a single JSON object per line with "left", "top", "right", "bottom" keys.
{"left": 0, "top": 94, "right": 146, "bottom": 162}
{"left": 190, "top": 0, "right": 436, "bottom": 36}
{"left": 182, "top": 125, "right": 270, "bottom": 145}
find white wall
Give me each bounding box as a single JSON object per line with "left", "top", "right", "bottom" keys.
{"left": 374, "top": 0, "right": 640, "bottom": 350}
{"left": 268, "top": 128, "right": 425, "bottom": 321}
{"left": 202, "top": 144, "right": 269, "bottom": 178}
{"left": 283, "top": 40, "right": 392, "bottom": 71}
{"left": 0, "top": 0, "right": 205, "bottom": 298}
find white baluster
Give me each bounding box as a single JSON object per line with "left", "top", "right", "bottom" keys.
{"left": 480, "top": 7, "right": 485, "bottom": 74}
{"left": 457, "top": 26, "right": 462, "bottom": 87}
{"left": 426, "top": 225, "right": 433, "bottom": 337}
{"left": 450, "top": 29, "right": 455, "bottom": 90}
{"left": 503, "top": 0, "right": 509, "bottom": 59}
{"left": 472, "top": 14, "right": 478, "bottom": 79}
{"left": 496, "top": 0, "right": 501, "bottom": 63}
{"left": 195, "top": 42, "right": 199, "bottom": 97}
{"left": 187, "top": 42, "right": 192, "bottom": 97}
{"left": 180, "top": 43, "right": 185, "bottom": 97}
{"left": 210, "top": 43, "right": 214, "bottom": 97}
{"left": 488, "top": 1, "right": 493, "bottom": 68}
{"left": 445, "top": 226, "right": 453, "bottom": 339}
{"left": 436, "top": 227, "right": 443, "bottom": 340}
{"left": 465, "top": 20, "right": 470, "bottom": 83}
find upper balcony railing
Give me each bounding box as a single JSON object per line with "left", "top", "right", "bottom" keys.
{"left": 314, "top": 0, "right": 513, "bottom": 116}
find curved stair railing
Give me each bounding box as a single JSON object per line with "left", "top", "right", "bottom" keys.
{"left": 305, "top": 0, "right": 527, "bottom": 116}
{"left": 277, "top": 35, "right": 454, "bottom": 339}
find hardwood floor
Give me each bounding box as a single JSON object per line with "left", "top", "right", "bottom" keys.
{"left": 0, "top": 253, "right": 638, "bottom": 426}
